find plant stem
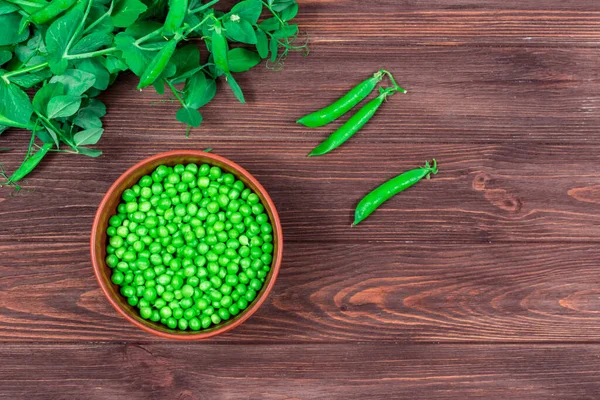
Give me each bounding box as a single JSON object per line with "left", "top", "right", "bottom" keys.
{"left": 36, "top": 113, "right": 78, "bottom": 151}
{"left": 135, "top": 28, "right": 163, "bottom": 45}
{"left": 84, "top": 0, "right": 114, "bottom": 34}
{"left": 164, "top": 79, "right": 186, "bottom": 106}
{"left": 66, "top": 47, "right": 118, "bottom": 60}
{"left": 381, "top": 70, "right": 406, "bottom": 94}
{"left": 186, "top": 13, "right": 218, "bottom": 36}
{"left": 261, "top": 0, "right": 285, "bottom": 25}
{"left": 1, "top": 62, "right": 48, "bottom": 83}
{"left": 64, "top": 0, "right": 93, "bottom": 57}
{"left": 188, "top": 0, "right": 219, "bottom": 14}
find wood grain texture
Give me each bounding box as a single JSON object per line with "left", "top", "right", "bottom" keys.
{"left": 1, "top": 0, "right": 600, "bottom": 397}
{"left": 1, "top": 242, "right": 599, "bottom": 342}
{"left": 1, "top": 343, "right": 600, "bottom": 400}
{"left": 1, "top": 143, "right": 600, "bottom": 243}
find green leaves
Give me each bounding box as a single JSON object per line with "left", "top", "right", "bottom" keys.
{"left": 176, "top": 107, "right": 202, "bottom": 128}
{"left": 228, "top": 48, "right": 261, "bottom": 73}
{"left": 74, "top": 99, "right": 106, "bottom": 129}
{"left": 47, "top": 95, "right": 81, "bottom": 119}
{"left": 70, "top": 32, "right": 113, "bottom": 55}
{"left": 0, "top": 50, "right": 12, "bottom": 66}
{"left": 45, "top": 6, "right": 85, "bottom": 74}
{"left": 228, "top": 0, "right": 262, "bottom": 24}
{"left": 183, "top": 71, "right": 216, "bottom": 109}
{"left": 114, "top": 33, "right": 153, "bottom": 76}
{"left": 255, "top": 29, "right": 269, "bottom": 58}
{"left": 226, "top": 74, "right": 245, "bottom": 104}
{"left": 76, "top": 59, "right": 110, "bottom": 90}
{"left": 73, "top": 127, "right": 103, "bottom": 146}
{"left": 0, "top": 12, "right": 28, "bottom": 46}
{"left": 0, "top": 0, "right": 305, "bottom": 187}
{"left": 111, "top": 0, "right": 147, "bottom": 28}
{"left": 0, "top": 80, "right": 33, "bottom": 129}
{"left": 224, "top": 17, "right": 256, "bottom": 45}
{"left": 49, "top": 69, "right": 96, "bottom": 96}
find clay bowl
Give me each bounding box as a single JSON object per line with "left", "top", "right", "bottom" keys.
{"left": 91, "top": 150, "right": 283, "bottom": 339}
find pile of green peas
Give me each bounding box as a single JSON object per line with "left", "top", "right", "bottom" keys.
{"left": 105, "top": 162, "right": 274, "bottom": 331}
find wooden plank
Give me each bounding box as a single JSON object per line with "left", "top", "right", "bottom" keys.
{"left": 0, "top": 343, "right": 599, "bottom": 399}
{"left": 1, "top": 242, "right": 599, "bottom": 342}
{"left": 2, "top": 143, "right": 600, "bottom": 243}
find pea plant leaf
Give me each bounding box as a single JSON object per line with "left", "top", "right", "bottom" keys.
{"left": 76, "top": 59, "right": 110, "bottom": 90}
{"left": 183, "top": 71, "right": 216, "bottom": 109}
{"left": 176, "top": 107, "right": 202, "bottom": 128}
{"left": 224, "top": 18, "right": 257, "bottom": 45}
{"left": 258, "top": 17, "right": 280, "bottom": 32}
{"left": 255, "top": 29, "right": 269, "bottom": 58}
{"left": 73, "top": 127, "right": 103, "bottom": 146}
{"left": 269, "top": 36, "right": 279, "bottom": 62}
{"left": 102, "top": 55, "right": 128, "bottom": 74}
{"left": 77, "top": 146, "right": 102, "bottom": 157}
{"left": 86, "top": 0, "right": 115, "bottom": 33}
{"left": 0, "top": 12, "right": 28, "bottom": 46}
{"left": 45, "top": 6, "right": 85, "bottom": 74}
{"left": 0, "top": 80, "right": 33, "bottom": 129}
{"left": 228, "top": 0, "right": 262, "bottom": 24}
{"left": 0, "top": 0, "right": 18, "bottom": 15}
{"left": 33, "top": 82, "right": 65, "bottom": 114}
{"left": 280, "top": 2, "right": 298, "bottom": 21}
{"left": 269, "top": 0, "right": 296, "bottom": 12}
{"left": 0, "top": 50, "right": 12, "bottom": 66}
{"left": 170, "top": 44, "right": 200, "bottom": 82}
{"left": 70, "top": 32, "right": 113, "bottom": 55}
{"left": 10, "top": 69, "right": 53, "bottom": 89}
{"left": 114, "top": 33, "right": 153, "bottom": 76}
{"left": 74, "top": 99, "right": 106, "bottom": 129}
{"left": 15, "top": 29, "right": 45, "bottom": 64}
{"left": 49, "top": 69, "right": 97, "bottom": 96}
{"left": 47, "top": 95, "right": 82, "bottom": 119}
{"left": 228, "top": 48, "right": 261, "bottom": 73}
{"left": 273, "top": 23, "right": 298, "bottom": 38}
{"left": 124, "top": 20, "right": 163, "bottom": 41}
{"left": 111, "top": 0, "right": 148, "bottom": 28}
{"left": 226, "top": 74, "right": 245, "bottom": 104}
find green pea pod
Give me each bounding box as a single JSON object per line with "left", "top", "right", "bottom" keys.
{"left": 354, "top": 160, "right": 438, "bottom": 226}
{"left": 138, "top": 39, "right": 178, "bottom": 89}
{"left": 308, "top": 89, "right": 395, "bottom": 157}
{"left": 211, "top": 23, "right": 229, "bottom": 75}
{"left": 29, "top": 0, "right": 77, "bottom": 25}
{"left": 297, "top": 70, "right": 385, "bottom": 128}
{"left": 163, "top": 0, "right": 188, "bottom": 36}
{"left": 8, "top": 143, "right": 53, "bottom": 184}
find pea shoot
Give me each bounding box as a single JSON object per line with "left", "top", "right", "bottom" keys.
{"left": 0, "top": 0, "right": 307, "bottom": 188}
{"left": 105, "top": 163, "right": 275, "bottom": 331}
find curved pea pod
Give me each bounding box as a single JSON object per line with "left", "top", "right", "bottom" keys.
{"left": 163, "top": 0, "right": 188, "bottom": 36}
{"left": 29, "top": 0, "right": 78, "bottom": 25}
{"left": 297, "top": 70, "right": 385, "bottom": 128}
{"left": 138, "top": 39, "right": 178, "bottom": 89}
{"left": 7, "top": 143, "right": 53, "bottom": 184}
{"left": 353, "top": 160, "right": 438, "bottom": 226}
{"left": 308, "top": 92, "right": 387, "bottom": 157}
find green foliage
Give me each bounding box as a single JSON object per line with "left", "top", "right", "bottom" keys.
{"left": 0, "top": 0, "right": 306, "bottom": 186}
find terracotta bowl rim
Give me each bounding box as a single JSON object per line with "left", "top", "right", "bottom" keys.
{"left": 90, "top": 150, "right": 283, "bottom": 340}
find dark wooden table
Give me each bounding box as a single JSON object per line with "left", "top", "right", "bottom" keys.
{"left": 2, "top": 1, "right": 600, "bottom": 398}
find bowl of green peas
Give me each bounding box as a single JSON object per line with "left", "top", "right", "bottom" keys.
{"left": 90, "top": 150, "right": 283, "bottom": 339}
